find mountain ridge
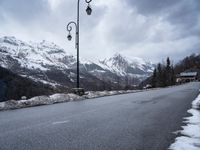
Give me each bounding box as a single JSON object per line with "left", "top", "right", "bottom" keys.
{"left": 0, "top": 36, "right": 155, "bottom": 90}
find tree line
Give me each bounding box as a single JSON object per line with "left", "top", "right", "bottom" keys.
{"left": 151, "top": 57, "right": 176, "bottom": 88}
{"left": 150, "top": 54, "right": 200, "bottom": 88}
{"left": 0, "top": 66, "right": 58, "bottom": 102}
{"left": 174, "top": 54, "right": 200, "bottom": 74}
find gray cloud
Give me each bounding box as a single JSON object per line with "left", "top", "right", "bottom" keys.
{"left": 0, "top": 0, "right": 199, "bottom": 63}
{"left": 125, "top": 0, "right": 200, "bottom": 39}
{"left": 0, "top": 0, "right": 48, "bottom": 23}
{"left": 166, "top": 0, "right": 200, "bottom": 38}
{"left": 126, "top": 0, "right": 181, "bottom": 15}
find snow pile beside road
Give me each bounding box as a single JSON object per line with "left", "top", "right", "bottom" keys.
{"left": 0, "top": 93, "right": 82, "bottom": 111}
{"left": 0, "top": 90, "right": 140, "bottom": 111}
{"left": 0, "top": 89, "right": 145, "bottom": 111}
{"left": 192, "top": 94, "right": 200, "bottom": 109}
{"left": 49, "top": 93, "right": 83, "bottom": 103}
{"left": 169, "top": 92, "right": 200, "bottom": 150}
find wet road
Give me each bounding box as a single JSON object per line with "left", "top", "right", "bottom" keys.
{"left": 0, "top": 82, "right": 199, "bottom": 150}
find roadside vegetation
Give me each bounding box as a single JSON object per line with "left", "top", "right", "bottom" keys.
{"left": 0, "top": 66, "right": 61, "bottom": 102}
{"left": 149, "top": 54, "right": 200, "bottom": 88}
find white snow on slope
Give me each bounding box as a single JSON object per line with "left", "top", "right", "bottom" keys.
{"left": 98, "top": 53, "right": 154, "bottom": 76}
{"left": 169, "top": 92, "right": 200, "bottom": 150}
{"left": 0, "top": 36, "right": 72, "bottom": 71}
{"left": 0, "top": 36, "right": 155, "bottom": 86}
{"left": 0, "top": 36, "right": 154, "bottom": 76}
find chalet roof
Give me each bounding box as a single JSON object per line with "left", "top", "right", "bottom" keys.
{"left": 180, "top": 72, "right": 198, "bottom": 77}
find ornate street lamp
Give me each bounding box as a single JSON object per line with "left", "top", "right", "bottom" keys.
{"left": 66, "top": 0, "right": 93, "bottom": 95}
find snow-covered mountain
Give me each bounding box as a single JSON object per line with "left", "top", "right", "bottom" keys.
{"left": 98, "top": 53, "right": 154, "bottom": 76}
{"left": 0, "top": 36, "right": 75, "bottom": 71}
{"left": 0, "top": 36, "right": 154, "bottom": 90}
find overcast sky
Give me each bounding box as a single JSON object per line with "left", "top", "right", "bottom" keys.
{"left": 0, "top": 0, "right": 199, "bottom": 63}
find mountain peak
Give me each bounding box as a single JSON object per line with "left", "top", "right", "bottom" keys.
{"left": 1, "top": 36, "right": 23, "bottom": 46}
{"left": 113, "top": 52, "right": 123, "bottom": 57}
{"left": 98, "top": 53, "right": 154, "bottom": 76}
{"left": 40, "top": 40, "right": 57, "bottom": 47}
{"left": 2, "top": 36, "right": 17, "bottom": 40}
{"left": 0, "top": 36, "right": 155, "bottom": 87}
{"left": 112, "top": 53, "right": 126, "bottom": 60}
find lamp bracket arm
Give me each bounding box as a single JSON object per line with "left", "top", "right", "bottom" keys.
{"left": 85, "top": 0, "right": 92, "bottom": 4}
{"left": 66, "top": 21, "right": 77, "bottom": 33}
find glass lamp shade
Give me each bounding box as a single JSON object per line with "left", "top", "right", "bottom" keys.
{"left": 86, "top": 5, "right": 92, "bottom": 15}
{"left": 67, "top": 34, "right": 72, "bottom": 41}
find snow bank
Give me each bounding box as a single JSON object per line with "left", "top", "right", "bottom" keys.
{"left": 169, "top": 92, "right": 200, "bottom": 150}
{"left": 0, "top": 86, "right": 192, "bottom": 112}
{"left": 192, "top": 93, "right": 200, "bottom": 109}
{"left": 0, "top": 93, "right": 83, "bottom": 111}
{"left": 0, "top": 90, "right": 140, "bottom": 111}
{"left": 0, "top": 102, "right": 5, "bottom": 108}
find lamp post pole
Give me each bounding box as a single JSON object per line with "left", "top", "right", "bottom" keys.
{"left": 66, "top": 0, "right": 92, "bottom": 92}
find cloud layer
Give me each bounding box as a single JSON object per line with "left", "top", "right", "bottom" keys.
{"left": 0, "top": 0, "right": 199, "bottom": 62}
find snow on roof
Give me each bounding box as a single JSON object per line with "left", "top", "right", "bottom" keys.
{"left": 180, "top": 72, "right": 197, "bottom": 77}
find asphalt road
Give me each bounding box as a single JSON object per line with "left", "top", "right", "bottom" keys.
{"left": 0, "top": 82, "right": 199, "bottom": 150}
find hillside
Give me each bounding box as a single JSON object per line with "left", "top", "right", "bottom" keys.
{"left": 0, "top": 36, "right": 154, "bottom": 90}
{"left": 0, "top": 66, "right": 57, "bottom": 102}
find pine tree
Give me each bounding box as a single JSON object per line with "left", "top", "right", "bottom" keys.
{"left": 166, "top": 57, "right": 171, "bottom": 86}
{"left": 157, "top": 63, "right": 163, "bottom": 87}
{"left": 151, "top": 68, "right": 157, "bottom": 88}
{"left": 167, "top": 57, "right": 170, "bottom": 68}
{"left": 171, "top": 66, "right": 176, "bottom": 85}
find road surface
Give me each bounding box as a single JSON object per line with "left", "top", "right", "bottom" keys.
{"left": 0, "top": 82, "right": 199, "bottom": 150}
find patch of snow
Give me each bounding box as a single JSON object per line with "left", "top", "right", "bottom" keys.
{"left": 50, "top": 94, "right": 71, "bottom": 103}
{"left": 80, "top": 58, "right": 93, "bottom": 65}
{"left": 0, "top": 102, "right": 5, "bottom": 109}
{"left": 20, "top": 74, "right": 27, "bottom": 78}
{"left": 68, "top": 93, "right": 83, "bottom": 101}
{"left": 147, "top": 69, "right": 154, "bottom": 73}
{"left": 192, "top": 94, "right": 200, "bottom": 109}
{"left": 89, "top": 69, "right": 106, "bottom": 73}
{"left": 169, "top": 92, "right": 200, "bottom": 150}
{"left": 170, "top": 137, "right": 200, "bottom": 150}
{"left": 70, "top": 78, "right": 75, "bottom": 82}
{"left": 84, "top": 91, "right": 111, "bottom": 99}
{"left": 0, "top": 93, "right": 84, "bottom": 111}
{"left": 19, "top": 96, "right": 51, "bottom": 106}
{"left": 28, "top": 76, "right": 60, "bottom": 87}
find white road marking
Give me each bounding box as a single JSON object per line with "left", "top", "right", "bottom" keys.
{"left": 52, "top": 120, "right": 70, "bottom": 125}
